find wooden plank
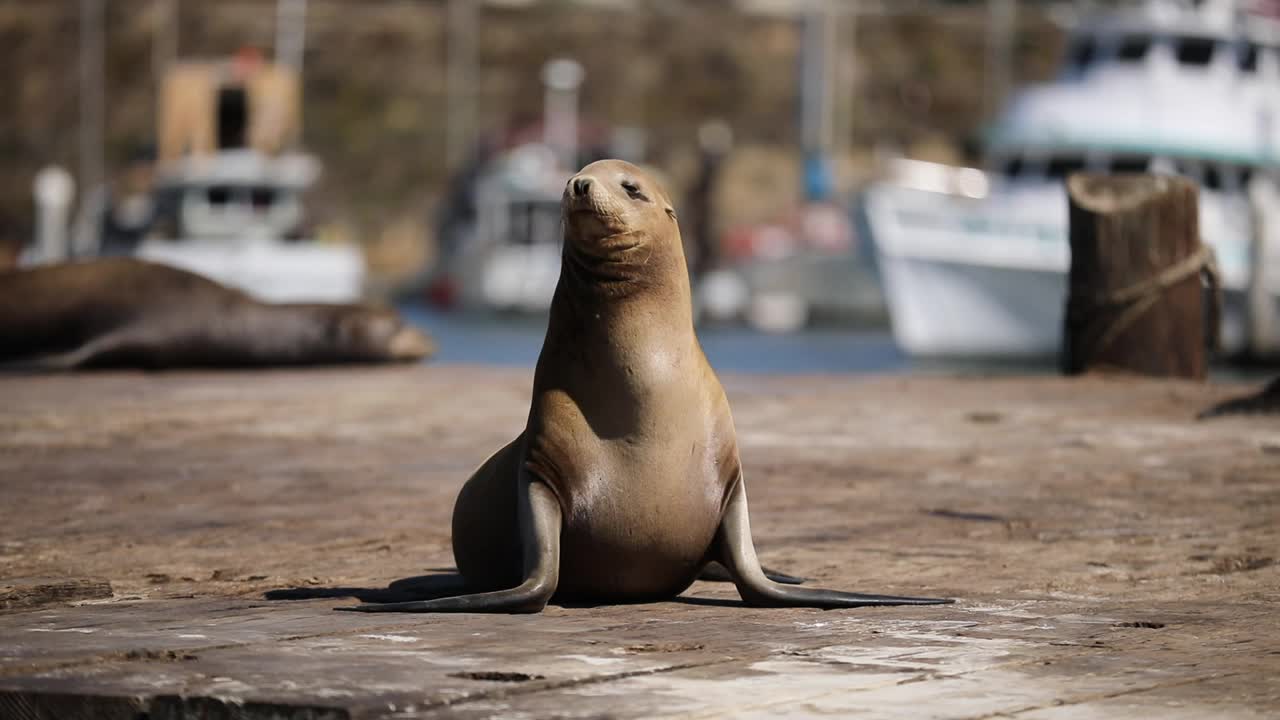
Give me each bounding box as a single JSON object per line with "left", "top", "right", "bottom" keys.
{"left": 0, "top": 579, "right": 112, "bottom": 613}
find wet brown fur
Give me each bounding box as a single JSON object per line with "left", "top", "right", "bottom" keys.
{"left": 0, "top": 258, "right": 433, "bottom": 369}
{"left": 450, "top": 160, "right": 743, "bottom": 601}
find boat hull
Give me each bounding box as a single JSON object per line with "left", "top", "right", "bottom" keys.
{"left": 864, "top": 183, "right": 1269, "bottom": 358}
{"left": 136, "top": 239, "right": 366, "bottom": 304}
{"left": 878, "top": 253, "right": 1064, "bottom": 357}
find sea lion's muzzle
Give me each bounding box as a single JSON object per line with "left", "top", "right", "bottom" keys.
{"left": 562, "top": 164, "right": 666, "bottom": 259}
{"left": 563, "top": 174, "right": 622, "bottom": 232}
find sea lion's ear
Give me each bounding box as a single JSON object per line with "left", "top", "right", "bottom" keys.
{"left": 665, "top": 207, "right": 677, "bottom": 221}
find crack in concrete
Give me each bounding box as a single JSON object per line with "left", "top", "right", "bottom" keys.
{"left": 376, "top": 657, "right": 746, "bottom": 717}
{"left": 969, "top": 671, "right": 1245, "bottom": 719}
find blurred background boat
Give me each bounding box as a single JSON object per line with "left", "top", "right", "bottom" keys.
{"left": 21, "top": 46, "right": 365, "bottom": 304}
{"left": 5, "top": 0, "right": 1279, "bottom": 372}
{"left": 863, "top": 0, "right": 1280, "bottom": 358}
{"left": 135, "top": 148, "right": 364, "bottom": 304}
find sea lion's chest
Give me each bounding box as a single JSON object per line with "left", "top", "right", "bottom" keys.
{"left": 526, "top": 379, "right": 734, "bottom": 598}
{"left": 552, "top": 435, "right": 728, "bottom": 598}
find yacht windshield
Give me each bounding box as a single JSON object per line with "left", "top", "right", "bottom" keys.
{"left": 1175, "top": 36, "right": 1217, "bottom": 66}
{"left": 1116, "top": 35, "right": 1151, "bottom": 62}
{"left": 1045, "top": 157, "right": 1087, "bottom": 179}
{"left": 1069, "top": 38, "right": 1097, "bottom": 71}
{"left": 1110, "top": 156, "right": 1151, "bottom": 174}
{"left": 996, "top": 152, "right": 1252, "bottom": 194}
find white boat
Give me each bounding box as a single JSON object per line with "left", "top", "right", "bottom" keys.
{"left": 446, "top": 143, "right": 568, "bottom": 313}
{"left": 23, "top": 149, "right": 367, "bottom": 304}
{"left": 134, "top": 150, "right": 365, "bottom": 304}
{"left": 23, "top": 49, "right": 365, "bottom": 305}
{"left": 863, "top": 0, "right": 1280, "bottom": 358}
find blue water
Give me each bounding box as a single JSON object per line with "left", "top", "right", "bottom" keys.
{"left": 400, "top": 305, "right": 1274, "bottom": 379}
{"left": 402, "top": 304, "right": 950, "bottom": 374}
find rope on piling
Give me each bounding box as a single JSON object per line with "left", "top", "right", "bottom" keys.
{"left": 1067, "top": 243, "right": 1222, "bottom": 358}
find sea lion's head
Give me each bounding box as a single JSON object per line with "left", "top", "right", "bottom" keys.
{"left": 324, "top": 305, "right": 436, "bottom": 363}
{"left": 562, "top": 159, "right": 680, "bottom": 267}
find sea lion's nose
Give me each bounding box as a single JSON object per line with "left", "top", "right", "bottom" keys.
{"left": 573, "top": 177, "right": 592, "bottom": 197}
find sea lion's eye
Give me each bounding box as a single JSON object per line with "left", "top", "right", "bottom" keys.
{"left": 621, "top": 180, "right": 649, "bottom": 202}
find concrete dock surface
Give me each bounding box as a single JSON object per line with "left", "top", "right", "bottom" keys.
{"left": 0, "top": 367, "right": 1276, "bottom": 719}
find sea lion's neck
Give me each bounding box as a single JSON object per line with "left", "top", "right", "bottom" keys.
{"left": 556, "top": 239, "right": 694, "bottom": 336}
{"left": 537, "top": 237, "right": 697, "bottom": 396}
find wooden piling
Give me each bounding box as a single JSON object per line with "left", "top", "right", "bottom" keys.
{"left": 1062, "top": 173, "right": 1216, "bottom": 379}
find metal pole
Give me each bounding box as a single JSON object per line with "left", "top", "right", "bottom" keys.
{"left": 275, "top": 0, "right": 308, "bottom": 145}
{"left": 445, "top": 0, "right": 479, "bottom": 172}
{"left": 833, "top": 2, "right": 858, "bottom": 161}
{"left": 76, "top": 0, "right": 105, "bottom": 257}
{"left": 275, "top": 0, "right": 307, "bottom": 70}
{"left": 799, "top": 1, "right": 837, "bottom": 200}
{"left": 152, "top": 0, "right": 178, "bottom": 84}
{"left": 819, "top": 1, "right": 838, "bottom": 155}
{"left": 799, "top": 8, "right": 824, "bottom": 155}
{"left": 984, "top": 0, "right": 1016, "bottom": 121}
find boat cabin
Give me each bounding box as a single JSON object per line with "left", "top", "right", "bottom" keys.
{"left": 991, "top": 150, "right": 1260, "bottom": 193}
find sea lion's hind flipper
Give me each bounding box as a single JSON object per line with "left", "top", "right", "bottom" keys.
{"left": 0, "top": 327, "right": 162, "bottom": 372}
{"left": 715, "top": 478, "right": 953, "bottom": 608}
{"left": 0, "top": 337, "right": 121, "bottom": 372}
{"left": 338, "top": 478, "right": 561, "bottom": 614}
{"left": 0, "top": 355, "right": 77, "bottom": 372}
{"left": 698, "top": 561, "right": 805, "bottom": 585}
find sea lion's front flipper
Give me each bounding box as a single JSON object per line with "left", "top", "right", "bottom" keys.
{"left": 715, "top": 477, "right": 953, "bottom": 608}
{"left": 698, "top": 561, "right": 805, "bottom": 585}
{"left": 1198, "top": 376, "right": 1280, "bottom": 419}
{"left": 339, "top": 477, "right": 561, "bottom": 613}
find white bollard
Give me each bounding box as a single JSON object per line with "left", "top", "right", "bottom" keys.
{"left": 32, "top": 166, "right": 76, "bottom": 265}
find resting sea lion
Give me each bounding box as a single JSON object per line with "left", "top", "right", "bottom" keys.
{"left": 1198, "top": 377, "right": 1280, "bottom": 419}
{"left": 344, "top": 160, "right": 951, "bottom": 613}
{"left": 0, "top": 258, "right": 433, "bottom": 370}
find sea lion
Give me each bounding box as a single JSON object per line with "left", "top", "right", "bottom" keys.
{"left": 344, "top": 160, "right": 951, "bottom": 613}
{"left": 1198, "top": 377, "right": 1280, "bottom": 419}
{"left": 0, "top": 258, "right": 433, "bottom": 370}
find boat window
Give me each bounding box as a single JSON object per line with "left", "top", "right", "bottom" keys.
{"left": 216, "top": 87, "right": 248, "bottom": 150}
{"left": 1239, "top": 43, "right": 1259, "bottom": 72}
{"left": 1110, "top": 156, "right": 1151, "bottom": 174}
{"left": 1240, "top": 167, "right": 1254, "bottom": 186}
{"left": 1202, "top": 165, "right": 1225, "bottom": 190}
{"left": 207, "top": 186, "right": 232, "bottom": 206}
{"left": 1175, "top": 36, "right": 1217, "bottom": 66}
{"left": 250, "top": 187, "right": 277, "bottom": 209}
{"left": 1069, "top": 37, "right": 1097, "bottom": 71}
{"left": 1002, "top": 157, "right": 1025, "bottom": 178}
{"left": 1046, "top": 156, "right": 1087, "bottom": 179}
{"left": 1116, "top": 35, "right": 1150, "bottom": 62}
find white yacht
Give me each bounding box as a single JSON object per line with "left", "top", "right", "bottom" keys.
{"left": 23, "top": 53, "right": 366, "bottom": 305}
{"left": 862, "top": 0, "right": 1280, "bottom": 358}
{"left": 445, "top": 143, "right": 568, "bottom": 313}
{"left": 133, "top": 150, "right": 365, "bottom": 304}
